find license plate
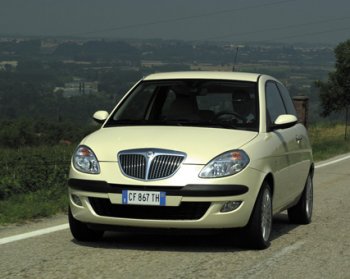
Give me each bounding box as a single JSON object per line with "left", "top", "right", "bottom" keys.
{"left": 122, "top": 190, "right": 166, "bottom": 206}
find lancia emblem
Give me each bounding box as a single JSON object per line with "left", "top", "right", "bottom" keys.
{"left": 146, "top": 151, "right": 154, "bottom": 158}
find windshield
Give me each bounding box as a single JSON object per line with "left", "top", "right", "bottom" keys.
{"left": 105, "top": 79, "right": 259, "bottom": 131}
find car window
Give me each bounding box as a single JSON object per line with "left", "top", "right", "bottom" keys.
{"left": 106, "top": 80, "right": 258, "bottom": 131}
{"left": 113, "top": 84, "right": 156, "bottom": 120}
{"left": 276, "top": 83, "right": 297, "bottom": 116}
{"left": 160, "top": 90, "right": 177, "bottom": 115}
{"left": 197, "top": 93, "right": 233, "bottom": 114}
{"left": 265, "top": 81, "right": 286, "bottom": 125}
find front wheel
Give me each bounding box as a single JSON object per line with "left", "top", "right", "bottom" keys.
{"left": 288, "top": 174, "right": 313, "bottom": 224}
{"left": 68, "top": 207, "right": 104, "bottom": 242}
{"left": 244, "top": 182, "right": 273, "bottom": 250}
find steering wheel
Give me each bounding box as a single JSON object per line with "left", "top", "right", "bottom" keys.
{"left": 214, "top": 112, "right": 246, "bottom": 122}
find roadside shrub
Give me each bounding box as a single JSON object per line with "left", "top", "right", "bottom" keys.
{"left": 0, "top": 146, "right": 74, "bottom": 200}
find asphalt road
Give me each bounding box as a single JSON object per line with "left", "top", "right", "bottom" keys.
{"left": 1, "top": 155, "right": 349, "bottom": 279}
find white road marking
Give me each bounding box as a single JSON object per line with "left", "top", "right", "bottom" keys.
{"left": 0, "top": 224, "right": 69, "bottom": 245}
{"left": 315, "top": 154, "right": 350, "bottom": 169}
{"left": 1, "top": 153, "right": 350, "bottom": 246}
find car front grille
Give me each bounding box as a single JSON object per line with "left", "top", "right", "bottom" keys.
{"left": 118, "top": 149, "right": 186, "bottom": 181}
{"left": 89, "top": 198, "right": 210, "bottom": 220}
{"left": 119, "top": 154, "right": 146, "bottom": 180}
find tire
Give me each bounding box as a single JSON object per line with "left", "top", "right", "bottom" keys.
{"left": 244, "top": 182, "right": 273, "bottom": 250}
{"left": 68, "top": 207, "right": 104, "bottom": 242}
{"left": 288, "top": 174, "right": 313, "bottom": 224}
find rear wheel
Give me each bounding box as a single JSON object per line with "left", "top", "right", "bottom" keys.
{"left": 244, "top": 182, "right": 272, "bottom": 250}
{"left": 68, "top": 207, "right": 104, "bottom": 242}
{"left": 288, "top": 174, "right": 313, "bottom": 224}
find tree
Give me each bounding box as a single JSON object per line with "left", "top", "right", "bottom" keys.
{"left": 317, "top": 39, "right": 350, "bottom": 139}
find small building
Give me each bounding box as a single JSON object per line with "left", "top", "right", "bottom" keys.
{"left": 54, "top": 78, "right": 98, "bottom": 97}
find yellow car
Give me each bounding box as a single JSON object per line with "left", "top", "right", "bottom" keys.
{"left": 68, "top": 71, "right": 313, "bottom": 249}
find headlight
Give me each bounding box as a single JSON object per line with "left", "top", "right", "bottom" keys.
{"left": 73, "top": 146, "right": 100, "bottom": 174}
{"left": 199, "top": 150, "right": 249, "bottom": 178}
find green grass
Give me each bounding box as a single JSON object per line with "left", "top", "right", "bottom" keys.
{"left": 0, "top": 145, "right": 71, "bottom": 224}
{"left": 309, "top": 123, "right": 350, "bottom": 161}
{"left": 0, "top": 185, "right": 68, "bottom": 225}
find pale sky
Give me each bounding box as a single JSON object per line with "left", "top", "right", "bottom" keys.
{"left": 0, "top": 0, "right": 349, "bottom": 44}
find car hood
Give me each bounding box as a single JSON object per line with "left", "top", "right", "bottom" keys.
{"left": 81, "top": 126, "right": 258, "bottom": 164}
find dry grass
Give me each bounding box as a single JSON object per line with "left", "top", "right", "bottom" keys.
{"left": 309, "top": 123, "right": 350, "bottom": 161}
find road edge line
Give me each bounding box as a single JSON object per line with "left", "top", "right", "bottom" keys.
{"left": 315, "top": 154, "right": 350, "bottom": 169}
{"left": 0, "top": 223, "right": 69, "bottom": 245}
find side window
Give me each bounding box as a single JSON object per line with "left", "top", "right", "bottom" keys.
{"left": 265, "top": 81, "right": 286, "bottom": 125}
{"left": 276, "top": 83, "right": 297, "bottom": 116}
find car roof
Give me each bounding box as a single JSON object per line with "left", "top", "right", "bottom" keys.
{"left": 143, "top": 71, "right": 262, "bottom": 82}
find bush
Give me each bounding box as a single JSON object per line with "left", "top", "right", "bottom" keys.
{"left": 0, "top": 146, "right": 74, "bottom": 200}
{"left": 0, "top": 119, "right": 97, "bottom": 148}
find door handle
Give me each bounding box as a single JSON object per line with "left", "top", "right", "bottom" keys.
{"left": 296, "top": 135, "right": 303, "bottom": 144}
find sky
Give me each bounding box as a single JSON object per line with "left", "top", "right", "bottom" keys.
{"left": 0, "top": 0, "right": 350, "bottom": 44}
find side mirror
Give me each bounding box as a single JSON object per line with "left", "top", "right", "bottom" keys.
{"left": 93, "top": 110, "right": 109, "bottom": 124}
{"left": 272, "top": 114, "right": 298, "bottom": 130}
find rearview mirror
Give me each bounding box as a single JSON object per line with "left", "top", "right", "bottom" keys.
{"left": 93, "top": 110, "right": 109, "bottom": 124}
{"left": 272, "top": 114, "right": 298, "bottom": 130}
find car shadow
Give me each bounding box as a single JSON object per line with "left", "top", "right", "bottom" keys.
{"left": 71, "top": 212, "right": 301, "bottom": 252}
{"left": 270, "top": 212, "right": 299, "bottom": 241}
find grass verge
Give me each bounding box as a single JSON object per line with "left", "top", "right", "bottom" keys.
{"left": 0, "top": 185, "right": 67, "bottom": 225}
{"left": 309, "top": 123, "right": 350, "bottom": 161}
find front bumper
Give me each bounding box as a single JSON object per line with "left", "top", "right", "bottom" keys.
{"left": 69, "top": 179, "right": 249, "bottom": 196}
{"left": 68, "top": 167, "right": 265, "bottom": 229}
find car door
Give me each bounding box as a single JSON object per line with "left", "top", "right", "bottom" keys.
{"left": 265, "top": 81, "right": 299, "bottom": 210}
{"left": 276, "top": 82, "right": 311, "bottom": 199}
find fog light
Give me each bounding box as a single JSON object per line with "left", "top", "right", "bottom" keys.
{"left": 220, "top": 201, "right": 242, "bottom": 212}
{"left": 71, "top": 194, "right": 83, "bottom": 206}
